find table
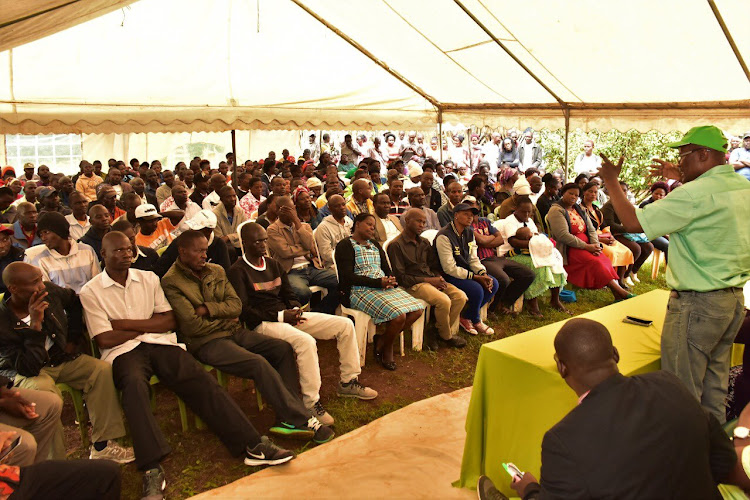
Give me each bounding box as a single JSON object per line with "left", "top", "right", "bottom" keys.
{"left": 455, "top": 289, "right": 668, "bottom": 497}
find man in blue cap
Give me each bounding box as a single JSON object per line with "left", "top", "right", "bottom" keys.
{"left": 598, "top": 125, "right": 750, "bottom": 422}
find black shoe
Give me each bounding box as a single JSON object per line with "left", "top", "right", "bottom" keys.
{"left": 377, "top": 356, "right": 397, "bottom": 371}
{"left": 423, "top": 329, "right": 439, "bottom": 351}
{"left": 245, "top": 436, "right": 295, "bottom": 466}
{"left": 439, "top": 336, "right": 467, "bottom": 348}
{"left": 306, "top": 416, "right": 335, "bottom": 444}
{"left": 477, "top": 475, "right": 509, "bottom": 500}
{"left": 141, "top": 466, "right": 166, "bottom": 500}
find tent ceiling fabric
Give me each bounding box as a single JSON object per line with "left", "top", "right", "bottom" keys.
{"left": 0, "top": 0, "right": 748, "bottom": 134}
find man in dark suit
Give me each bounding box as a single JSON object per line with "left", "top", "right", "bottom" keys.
{"left": 478, "top": 318, "right": 737, "bottom": 500}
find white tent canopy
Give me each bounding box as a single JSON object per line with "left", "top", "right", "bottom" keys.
{"left": 1, "top": 0, "right": 748, "bottom": 134}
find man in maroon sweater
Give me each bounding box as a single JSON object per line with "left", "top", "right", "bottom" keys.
{"left": 229, "top": 222, "right": 377, "bottom": 427}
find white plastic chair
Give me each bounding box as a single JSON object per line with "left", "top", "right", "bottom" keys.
{"left": 383, "top": 237, "right": 429, "bottom": 353}
{"left": 421, "top": 229, "right": 438, "bottom": 244}
{"left": 331, "top": 248, "right": 376, "bottom": 367}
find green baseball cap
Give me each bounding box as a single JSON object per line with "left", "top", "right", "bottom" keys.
{"left": 666, "top": 125, "right": 728, "bottom": 153}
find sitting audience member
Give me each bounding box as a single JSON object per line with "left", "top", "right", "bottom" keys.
{"left": 25, "top": 213, "right": 100, "bottom": 293}
{"left": 335, "top": 213, "right": 424, "bottom": 371}
{"left": 373, "top": 192, "right": 403, "bottom": 244}
{"left": 0, "top": 262, "right": 134, "bottom": 463}
{"left": 111, "top": 219, "right": 159, "bottom": 272}
{"left": 75, "top": 161, "right": 104, "bottom": 202}
{"left": 153, "top": 210, "right": 230, "bottom": 278}
{"left": 201, "top": 174, "right": 228, "bottom": 211}
{"left": 467, "top": 197, "right": 534, "bottom": 316}
{"left": 155, "top": 170, "right": 175, "bottom": 208}
{"left": 37, "top": 187, "right": 71, "bottom": 217}
{"left": 79, "top": 205, "right": 111, "bottom": 261}
{"left": 160, "top": 183, "right": 200, "bottom": 236}
{"left": 80, "top": 232, "right": 295, "bottom": 500}
{"left": 406, "top": 187, "right": 440, "bottom": 230}
{"left": 0, "top": 187, "right": 17, "bottom": 224}
{"left": 580, "top": 182, "right": 635, "bottom": 288}
{"left": 0, "top": 226, "right": 24, "bottom": 294}
{"left": 437, "top": 180, "right": 464, "bottom": 227}
{"left": 255, "top": 194, "right": 279, "bottom": 229}
{"left": 314, "top": 194, "right": 352, "bottom": 270}
{"left": 188, "top": 173, "right": 210, "bottom": 208}
{"left": 536, "top": 173, "right": 560, "bottom": 233}
{"left": 0, "top": 370, "right": 61, "bottom": 465}
{"left": 134, "top": 204, "right": 174, "bottom": 251}
{"left": 345, "top": 179, "right": 375, "bottom": 216}
{"left": 212, "top": 185, "right": 246, "bottom": 251}
{"left": 602, "top": 189, "right": 654, "bottom": 285}
{"left": 11, "top": 202, "right": 42, "bottom": 251}
{"left": 435, "top": 203, "right": 499, "bottom": 336}
{"left": 65, "top": 191, "right": 91, "bottom": 241}
{"left": 96, "top": 185, "right": 125, "bottom": 222}
{"left": 116, "top": 192, "right": 141, "bottom": 228}
{"left": 638, "top": 181, "right": 670, "bottom": 262}
{"left": 12, "top": 181, "right": 36, "bottom": 208}
{"left": 478, "top": 318, "right": 737, "bottom": 500}
{"left": 267, "top": 196, "right": 339, "bottom": 314}
{"left": 130, "top": 176, "right": 158, "bottom": 208}
{"left": 160, "top": 230, "right": 334, "bottom": 443}
{"left": 105, "top": 167, "right": 132, "bottom": 199}
{"left": 293, "top": 186, "right": 319, "bottom": 228}
{"left": 388, "top": 178, "right": 410, "bottom": 215}
{"left": 0, "top": 428, "right": 122, "bottom": 499}
{"left": 387, "top": 209, "right": 468, "bottom": 350}
{"left": 231, "top": 222, "right": 376, "bottom": 426}
{"left": 58, "top": 176, "right": 75, "bottom": 208}
{"left": 498, "top": 199, "right": 568, "bottom": 317}
{"left": 421, "top": 170, "right": 444, "bottom": 213}
{"left": 239, "top": 177, "right": 265, "bottom": 219}
{"left": 496, "top": 177, "right": 539, "bottom": 223}
{"left": 546, "top": 183, "right": 632, "bottom": 301}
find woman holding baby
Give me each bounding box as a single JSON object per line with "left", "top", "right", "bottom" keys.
{"left": 546, "top": 183, "right": 634, "bottom": 302}
{"left": 498, "top": 197, "right": 569, "bottom": 317}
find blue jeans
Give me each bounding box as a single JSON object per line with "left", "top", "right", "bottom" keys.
{"left": 737, "top": 166, "right": 750, "bottom": 182}
{"left": 661, "top": 288, "right": 745, "bottom": 423}
{"left": 287, "top": 266, "right": 340, "bottom": 314}
{"left": 444, "top": 274, "right": 499, "bottom": 323}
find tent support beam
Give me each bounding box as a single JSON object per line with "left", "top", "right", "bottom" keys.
{"left": 707, "top": 0, "right": 750, "bottom": 83}
{"left": 440, "top": 100, "right": 750, "bottom": 111}
{"left": 452, "top": 0, "right": 567, "bottom": 109}
{"left": 437, "top": 107, "right": 443, "bottom": 162}
{"left": 289, "top": 0, "right": 440, "bottom": 110}
{"left": 231, "top": 129, "right": 237, "bottom": 163}
{"left": 563, "top": 107, "right": 570, "bottom": 182}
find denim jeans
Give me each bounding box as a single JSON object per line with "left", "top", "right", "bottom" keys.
{"left": 287, "top": 266, "right": 340, "bottom": 314}
{"left": 444, "top": 274, "right": 499, "bottom": 323}
{"left": 661, "top": 288, "right": 745, "bottom": 423}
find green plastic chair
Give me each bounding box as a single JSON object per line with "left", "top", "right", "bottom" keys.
{"left": 56, "top": 382, "right": 89, "bottom": 448}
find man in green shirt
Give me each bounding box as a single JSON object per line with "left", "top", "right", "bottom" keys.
{"left": 598, "top": 125, "right": 750, "bottom": 422}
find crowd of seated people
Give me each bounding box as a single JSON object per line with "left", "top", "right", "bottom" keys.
{"left": 0, "top": 127, "right": 729, "bottom": 498}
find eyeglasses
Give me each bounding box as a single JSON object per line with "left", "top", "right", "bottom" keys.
{"left": 678, "top": 148, "right": 706, "bottom": 163}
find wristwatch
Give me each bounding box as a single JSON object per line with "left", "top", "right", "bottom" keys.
{"left": 733, "top": 426, "right": 750, "bottom": 440}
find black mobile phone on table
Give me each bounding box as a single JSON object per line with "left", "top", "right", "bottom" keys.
{"left": 622, "top": 316, "right": 653, "bottom": 327}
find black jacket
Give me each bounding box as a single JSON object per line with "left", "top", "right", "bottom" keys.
{"left": 132, "top": 245, "right": 159, "bottom": 272}
{"left": 79, "top": 227, "right": 105, "bottom": 261}
{"left": 524, "top": 371, "right": 735, "bottom": 500}
{"left": 0, "top": 283, "right": 83, "bottom": 379}
{"left": 334, "top": 238, "right": 390, "bottom": 308}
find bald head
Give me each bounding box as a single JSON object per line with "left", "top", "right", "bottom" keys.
{"left": 102, "top": 230, "right": 129, "bottom": 253}
{"left": 2, "top": 261, "right": 40, "bottom": 289}
{"left": 554, "top": 319, "right": 619, "bottom": 385}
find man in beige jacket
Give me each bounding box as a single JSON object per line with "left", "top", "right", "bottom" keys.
{"left": 212, "top": 185, "right": 246, "bottom": 250}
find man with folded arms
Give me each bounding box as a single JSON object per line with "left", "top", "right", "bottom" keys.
{"left": 161, "top": 230, "right": 333, "bottom": 443}
{"left": 388, "top": 209, "right": 467, "bottom": 351}
{"left": 80, "top": 231, "right": 295, "bottom": 500}
{"left": 230, "top": 222, "right": 377, "bottom": 427}
{"left": 0, "top": 262, "right": 133, "bottom": 463}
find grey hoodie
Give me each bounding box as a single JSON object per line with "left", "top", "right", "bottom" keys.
{"left": 314, "top": 214, "right": 353, "bottom": 269}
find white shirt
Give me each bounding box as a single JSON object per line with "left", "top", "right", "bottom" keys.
{"left": 380, "top": 217, "right": 400, "bottom": 241}
{"left": 496, "top": 214, "right": 538, "bottom": 257}
{"left": 65, "top": 214, "right": 91, "bottom": 241}
{"left": 574, "top": 153, "right": 602, "bottom": 175}
{"left": 160, "top": 198, "right": 201, "bottom": 236}
{"left": 481, "top": 142, "right": 501, "bottom": 171}
{"left": 24, "top": 239, "right": 101, "bottom": 294}
{"left": 519, "top": 143, "right": 535, "bottom": 171}
{"left": 202, "top": 191, "right": 238, "bottom": 211}
{"left": 79, "top": 268, "right": 183, "bottom": 363}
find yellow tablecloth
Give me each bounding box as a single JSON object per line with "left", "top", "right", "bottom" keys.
{"left": 455, "top": 290, "right": 668, "bottom": 496}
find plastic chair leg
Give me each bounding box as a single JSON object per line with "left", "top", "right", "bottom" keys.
{"left": 651, "top": 249, "right": 661, "bottom": 280}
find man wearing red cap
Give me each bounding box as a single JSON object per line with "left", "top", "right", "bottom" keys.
{"left": 599, "top": 125, "right": 750, "bottom": 423}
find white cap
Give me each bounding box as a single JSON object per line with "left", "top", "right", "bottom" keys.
{"left": 186, "top": 209, "right": 218, "bottom": 230}
{"left": 513, "top": 177, "right": 532, "bottom": 196}
{"left": 407, "top": 160, "right": 423, "bottom": 178}
{"left": 134, "top": 204, "right": 162, "bottom": 220}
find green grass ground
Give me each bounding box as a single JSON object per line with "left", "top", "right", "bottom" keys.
{"left": 61, "top": 262, "right": 667, "bottom": 499}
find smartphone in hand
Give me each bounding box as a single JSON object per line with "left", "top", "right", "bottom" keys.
{"left": 502, "top": 462, "right": 524, "bottom": 481}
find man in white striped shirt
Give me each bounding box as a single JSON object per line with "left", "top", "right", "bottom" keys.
{"left": 24, "top": 212, "right": 100, "bottom": 294}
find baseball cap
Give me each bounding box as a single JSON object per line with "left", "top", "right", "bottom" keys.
{"left": 306, "top": 177, "right": 322, "bottom": 189}
{"left": 134, "top": 204, "right": 162, "bottom": 221}
{"left": 0, "top": 226, "right": 13, "bottom": 236}
{"left": 453, "top": 203, "right": 479, "bottom": 214}
{"left": 23, "top": 162, "right": 34, "bottom": 170}
{"left": 513, "top": 177, "right": 532, "bottom": 196}
{"left": 407, "top": 160, "right": 423, "bottom": 178}
{"left": 666, "top": 125, "right": 728, "bottom": 153}
{"left": 185, "top": 209, "right": 217, "bottom": 230}
{"left": 743, "top": 131, "right": 750, "bottom": 139}
{"left": 460, "top": 195, "right": 477, "bottom": 205}
{"left": 37, "top": 186, "right": 57, "bottom": 200}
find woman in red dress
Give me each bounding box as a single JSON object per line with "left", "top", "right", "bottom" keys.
{"left": 546, "top": 183, "right": 633, "bottom": 301}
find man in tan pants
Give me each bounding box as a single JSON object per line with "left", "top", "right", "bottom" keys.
{"left": 0, "top": 262, "right": 133, "bottom": 463}
{"left": 386, "top": 209, "right": 468, "bottom": 350}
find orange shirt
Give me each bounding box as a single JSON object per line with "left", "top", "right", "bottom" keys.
{"left": 135, "top": 219, "right": 175, "bottom": 250}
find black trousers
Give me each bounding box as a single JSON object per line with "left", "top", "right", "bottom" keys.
{"left": 10, "top": 459, "right": 120, "bottom": 500}
{"left": 481, "top": 256, "right": 535, "bottom": 308}
{"left": 194, "top": 329, "right": 309, "bottom": 428}
{"left": 112, "top": 343, "right": 260, "bottom": 470}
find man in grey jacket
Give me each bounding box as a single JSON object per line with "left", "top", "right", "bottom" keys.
{"left": 314, "top": 195, "right": 352, "bottom": 270}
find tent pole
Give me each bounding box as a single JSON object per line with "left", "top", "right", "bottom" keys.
{"left": 563, "top": 107, "right": 570, "bottom": 182}
{"left": 230, "top": 129, "right": 237, "bottom": 182}
{"left": 438, "top": 108, "right": 443, "bottom": 163}
{"left": 707, "top": 0, "right": 750, "bottom": 83}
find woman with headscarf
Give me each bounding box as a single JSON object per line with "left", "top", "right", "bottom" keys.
{"left": 493, "top": 166, "right": 519, "bottom": 207}
{"left": 293, "top": 186, "right": 319, "bottom": 229}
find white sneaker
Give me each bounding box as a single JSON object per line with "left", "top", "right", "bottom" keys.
{"left": 631, "top": 273, "right": 640, "bottom": 283}
{"left": 473, "top": 322, "right": 495, "bottom": 336}
{"left": 89, "top": 441, "right": 135, "bottom": 464}
{"left": 309, "top": 400, "right": 334, "bottom": 426}
{"left": 459, "top": 318, "right": 478, "bottom": 335}
{"left": 624, "top": 276, "right": 635, "bottom": 287}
